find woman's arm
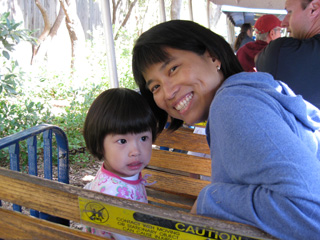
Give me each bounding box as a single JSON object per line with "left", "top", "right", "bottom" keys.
{"left": 197, "top": 83, "right": 320, "bottom": 239}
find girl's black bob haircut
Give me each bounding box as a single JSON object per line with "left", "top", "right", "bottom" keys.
{"left": 83, "top": 88, "right": 157, "bottom": 160}
{"left": 132, "top": 20, "right": 243, "bottom": 132}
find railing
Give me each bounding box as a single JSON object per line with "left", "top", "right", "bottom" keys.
{"left": 0, "top": 123, "right": 69, "bottom": 224}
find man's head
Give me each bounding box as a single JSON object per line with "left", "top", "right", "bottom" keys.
{"left": 282, "top": 0, "right": 320, "bottom": 39}
{"left": 254, "top": 15, "right": 283, "bottom": 43}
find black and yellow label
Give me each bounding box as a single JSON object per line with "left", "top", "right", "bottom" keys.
{"left": 79, "top": 197, "right": 263, "bottom": 240}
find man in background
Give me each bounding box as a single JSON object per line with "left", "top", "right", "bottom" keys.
{"left": 237, "top": 14, "right": 283, "bottom": 72}
{"left": 256, "top": 0, "right": 320, "bottom": 109}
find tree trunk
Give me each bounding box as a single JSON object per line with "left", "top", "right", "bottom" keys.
{"left": 171, "top": 0, "right": 182, "bottom": 20}
{"left": 135, "top": 1, "right": 149, "bottom": 36}
{"left": 112, "top": 0, "right": 122, "bottom": 25}
{"left": 31, "top": 1, "right": 65, "bottom": 65}
{"left": 59, "top": 0, "right": 86, "bottom": 71}
{"left": 114, "top": 0, "right": 138, "bottom": 40}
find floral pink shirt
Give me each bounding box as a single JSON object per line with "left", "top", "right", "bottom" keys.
{"left": 83, "top": 164, "right": 147, "bottom": 239}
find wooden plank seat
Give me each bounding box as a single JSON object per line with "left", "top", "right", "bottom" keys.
{"left": 0, "top": 167, "right": 276, "bottom": 240}
{"left": 143, "top": 126, "right": 211, "bottom": 210}
{"left": 0, "top": 124, "right": 276, "bottom": 239}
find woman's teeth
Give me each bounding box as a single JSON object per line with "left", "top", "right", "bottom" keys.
{"left": 175, "top": 93, "right": 193, "bottom": 111}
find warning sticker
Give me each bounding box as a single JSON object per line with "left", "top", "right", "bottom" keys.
{"left": 78, "top": 197, "right": 265, "bottom": 240}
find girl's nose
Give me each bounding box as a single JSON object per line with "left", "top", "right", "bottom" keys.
{"left": 129, "top": 142, "right": 141, "bottom": 157}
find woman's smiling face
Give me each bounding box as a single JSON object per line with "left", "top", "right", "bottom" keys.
{"left": 142, "top": 47, "right": 224, "bottom": 125}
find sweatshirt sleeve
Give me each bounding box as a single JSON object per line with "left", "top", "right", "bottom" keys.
{"left": 197, "top": 86, "right": 320, "bottom": 239}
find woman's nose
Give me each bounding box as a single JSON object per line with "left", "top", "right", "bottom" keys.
{"left": 163, "top": 80, "right": 179, "bottom": 100}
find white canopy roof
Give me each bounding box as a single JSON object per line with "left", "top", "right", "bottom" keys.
{"left": 210, "top": 0, "right": 285, "bottom": 10}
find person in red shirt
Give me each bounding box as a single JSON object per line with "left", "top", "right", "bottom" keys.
{"left": 237, "top": 15, "right": 283, "bottom": 72}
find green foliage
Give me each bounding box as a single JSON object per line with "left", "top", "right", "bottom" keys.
{"left": 52, "top": 82, "right": 109, "bottom": 163}
{"left": 0, "top": 12, "right": 36, "bottom": 97}
{"left": 0, "top": 12, "right": 45, "bottom": 167}
{"left": 0, "top": 12, "right": 36, "bottom": 60}
{"left": 0, "top": 15, "right": 139, "bottom": 167}
{"left": 115, "top": 28, "right": 137, "bottom": 89}
{"left": 0, "top": 95, "right": 53, "bottom": 168}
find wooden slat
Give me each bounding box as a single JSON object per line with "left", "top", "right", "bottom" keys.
{"left": 142, "top": 169, "right": 210, "bottom": 197}
{"left": 0, "top": 168, "right": 79, "bottom": 222}
{"left": 155, "top": 128, "right": 210, "bottom": 155}
{"left": 150, "top": 149, "right": 211, "bottom": 176}
{"left": 0, "top": 167, "right": 276, "bottom": 240}
{"left": 0, "top": 208, "right": 105, "bottom": 240}
{"left": 146, "top": 188, "right": 195, "bottom": 210}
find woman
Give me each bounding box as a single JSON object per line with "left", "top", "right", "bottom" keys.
{"left": 132, "top": 20, "right": 320, "bottom": 240}
{"left": 234, "top": 23, "right": 254, "bottom": 52}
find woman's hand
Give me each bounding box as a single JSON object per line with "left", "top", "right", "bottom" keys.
{"left": 190, "top": 199, "right": 198, "bottom": 214}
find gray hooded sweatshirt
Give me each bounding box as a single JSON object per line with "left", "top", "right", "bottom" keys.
{"left": 197, "top": 72, "right": 320, "bottom": 240}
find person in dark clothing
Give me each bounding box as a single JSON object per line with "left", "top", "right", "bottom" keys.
{"left": 234, "top": 23, "right": 254, "bottom": 52}
{"left": 256, "top": 0, "right": 320, "bottom": 109}
{"left": 237, "top": 15, "right": 283, "bottom": 72}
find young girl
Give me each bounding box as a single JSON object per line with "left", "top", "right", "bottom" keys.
{"left": 82, "top": 88, "right": 157, "bottom": 239}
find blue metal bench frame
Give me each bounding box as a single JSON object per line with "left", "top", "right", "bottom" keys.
{"left": 0, "top": 123, "right": 69, "bottom": 225}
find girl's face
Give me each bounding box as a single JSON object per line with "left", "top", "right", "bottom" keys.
{"left": 143, "top": 48, "right": 224, "bottom": 125}
{"left": 102, "top": 131, "right": 153, "bottom": 177}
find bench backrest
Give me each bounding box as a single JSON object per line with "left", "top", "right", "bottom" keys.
{"left": 0, "top": 167, "right": 275, "bottom": 240}
{"left": 142, "top": 126, "right": 211, "bottom": 210}
{"left": 0, "top": 124, "right": 275, "bottom": 240}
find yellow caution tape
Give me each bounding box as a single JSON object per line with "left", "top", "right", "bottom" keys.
{"left": 79, "top": 197, "right": 264, "bottom": 240}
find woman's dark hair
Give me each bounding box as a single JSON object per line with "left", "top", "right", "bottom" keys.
{"left": 132, "top": 20, "right": 242, "bottom": 132}
{"left": 83, "top": 88, "right": 157, "bottom": 160}
{"left": 234, "top": 23, "right": 252, "bottom": 51}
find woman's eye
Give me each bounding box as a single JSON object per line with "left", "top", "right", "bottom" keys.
{"left": 117, "top": 139, "right": 127, "bottom": 144}
{"left": 150, "top": 84, "right": 160, "bottom": 93}
{"left": 169, "top": 66, "right": 177, "bottom": 74}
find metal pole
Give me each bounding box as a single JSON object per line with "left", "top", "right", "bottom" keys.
{"left": 159, "top": 0, "right": 166, "bottom": 22}
{"left": 101, "top": 0, "right": 119, "bottom": 88}
{"left": 207, "top": 0, "right": 211, "bottom": 28}
{"left": 189, "top": 0, "right": 194, "bottom": 21}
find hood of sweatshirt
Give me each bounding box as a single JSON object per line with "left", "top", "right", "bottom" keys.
{"left": 216, "top": 72, "right": 320, "bottom": 131}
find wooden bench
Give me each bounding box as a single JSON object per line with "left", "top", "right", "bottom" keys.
{"left": 143, "top": 126, "right": 211, "bottom": 211}
{"left": 0, "top": 124, "right": 276, "bottom": 240}
{"left": 0, "top": 124, "right": 70, "bottom": 225}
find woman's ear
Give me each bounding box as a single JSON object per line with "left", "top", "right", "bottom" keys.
{"left": 206, "top": 50, "right": 222, "bottom": 69}
{"left": 206, "top": 50, "right": 217, "bottom": 62}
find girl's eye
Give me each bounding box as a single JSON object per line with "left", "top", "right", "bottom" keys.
{"left": 141, "top": 136, "right": 148, "bottom": 141}
{"left": 117, "top": 139, "right": 127, "bottom": 144}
